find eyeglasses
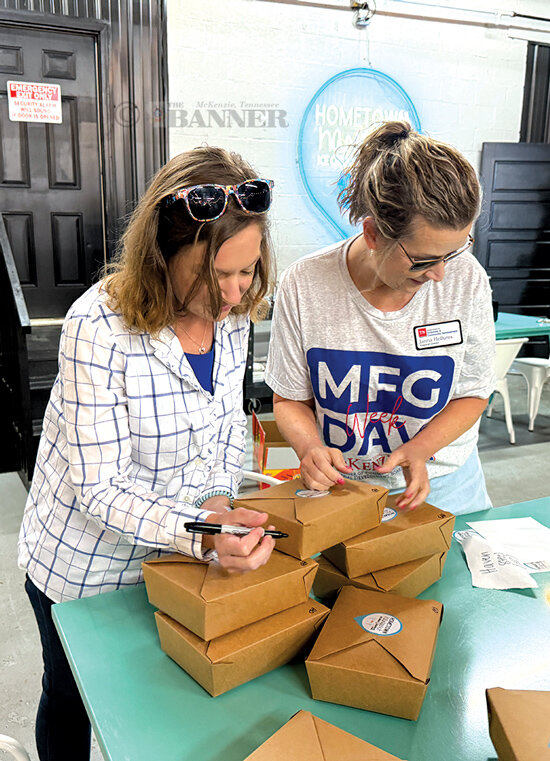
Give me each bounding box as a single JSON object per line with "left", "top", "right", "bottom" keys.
{"left": 164, "top": 178, "right": 274, "bottom": 222}
{"left": 398, "top": 234, "right": 474, "bottom": 272}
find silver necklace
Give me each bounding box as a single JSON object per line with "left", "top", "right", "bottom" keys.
{"left": 179, "top": 320, "right": 210, "bottom": 353}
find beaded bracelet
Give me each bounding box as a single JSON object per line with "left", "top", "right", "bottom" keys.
{"left": 195, "top": 489, "right": 234, "bottom": 510}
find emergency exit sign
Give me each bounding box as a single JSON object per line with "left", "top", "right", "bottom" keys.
{"left": 7, "top": 81, "right": 62, "bottom": 123}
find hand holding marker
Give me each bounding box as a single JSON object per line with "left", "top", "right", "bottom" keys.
{"left": 185, "top": 522, "right": 288, "bottom": 539}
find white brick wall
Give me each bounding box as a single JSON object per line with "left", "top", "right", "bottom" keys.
{"left": 167, "top": 0, "right": 530, "bottom": 272}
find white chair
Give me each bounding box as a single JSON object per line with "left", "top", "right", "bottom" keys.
{"left": 0, "top": 735, "right": 31, "bottom": 761}
{"left": 486, "top": 337, "right": 529, "bottom": 444}
{"left": 511, "top": 354, "right": 550, "bottom": 431}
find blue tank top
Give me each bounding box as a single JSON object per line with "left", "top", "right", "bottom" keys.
{"left": 185, "top": 346, "right": 214, "bottom": 394}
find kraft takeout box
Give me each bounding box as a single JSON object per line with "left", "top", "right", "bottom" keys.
{"left": 142, "top": 550, "right": 318, "bottom": 640}
{"left": 243, "top": 710, "right": 407, "bottom": 760}
{"left": 486, "top": 687, "right": 550, "bottom": 761}
{"left": 234, "top": 477, "right": 388, "bottom": 560}
{"left": 155, "top": 600, "right": 330, "bottom": 697}
{"left": 305, "top": 585, "right": 443, "bottom": 720}
{"left": 313, "top": 552, "right": 448, "bottom": 604}
{"left": 323, "top": 496, "right": 455, "bottom": 577}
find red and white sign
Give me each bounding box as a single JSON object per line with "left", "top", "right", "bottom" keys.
{"left": 7, "top": 81, "right": 63, "bottom": 124}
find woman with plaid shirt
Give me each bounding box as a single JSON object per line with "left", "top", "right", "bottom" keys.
{"left": 19, "top": 147, "right": 276, "bottom": 761}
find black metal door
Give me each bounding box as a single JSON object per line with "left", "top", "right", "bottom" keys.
{"left": 0, "top": 23, "right": 104, "bottom": 318}
{"left": 476, "top": 142, "right": 550, "bottom": 344}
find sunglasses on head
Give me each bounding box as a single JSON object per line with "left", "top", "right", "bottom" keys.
{"left": 164, "top": 178, "right": 274, "bottom": 222}
{"left": 398, "top": 234, "right": 474, "bottom": 272}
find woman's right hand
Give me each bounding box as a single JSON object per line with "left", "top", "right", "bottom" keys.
{"left": 299, "top": 445, "right": 353, "bottom": 491}
{"left": 202, "top": 507, "right": 275, "bottom": 573}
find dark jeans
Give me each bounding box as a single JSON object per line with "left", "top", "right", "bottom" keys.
{"left": 25, "top": 576, "right": 91, "bottom": 761}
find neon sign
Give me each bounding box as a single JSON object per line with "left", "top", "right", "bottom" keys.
{"left": 297, "top": 68, "right": 421, "bottom": 237}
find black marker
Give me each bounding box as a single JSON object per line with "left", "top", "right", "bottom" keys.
{"left": 184, "top": 522, "right": 288, "bottom": 539}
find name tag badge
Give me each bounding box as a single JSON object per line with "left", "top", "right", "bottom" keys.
{"left": 414, "top": 320, "right": 463, "bottom": 350}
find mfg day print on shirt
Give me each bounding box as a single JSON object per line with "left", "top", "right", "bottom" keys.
{"left": 307, "top": 348, "right": 455, "bottom": 473}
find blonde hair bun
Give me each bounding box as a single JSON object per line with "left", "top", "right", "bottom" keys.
{"left": 338, "top": 120, "right": 480, "bottom": 240}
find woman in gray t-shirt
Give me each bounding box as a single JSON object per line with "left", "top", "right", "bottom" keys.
{"left": 266, "top": 121, "right": 495, "bottom": 515}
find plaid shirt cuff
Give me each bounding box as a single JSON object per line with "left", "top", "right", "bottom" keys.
{"left": 168, "top": 508, "right": 216, "bottom": 561}
{"left": 198, "top": 472, "right": 238, "bottom": 505}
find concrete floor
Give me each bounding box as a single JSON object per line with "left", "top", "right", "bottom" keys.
{"left": 0, "top": 373, "right": 549, "bottom": 760}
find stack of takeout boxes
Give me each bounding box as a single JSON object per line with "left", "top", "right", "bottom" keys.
{"left": 142, "top": 477, "right": 387, "bottom": 697}
{"left": 143, "top": 551, "right": 328, "bottom": 697}
{"left": 144, "top": 478, "right": 453, "bottom": 720}
{"left": 302, "top": 492, "right": 455, "bottom": 720}
{"left": 316, "top": 494, "right": 456, "bottom": 603}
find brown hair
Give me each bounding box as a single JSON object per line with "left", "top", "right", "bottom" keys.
{"left": 338, "top": 121, "right": 480, "bottom": 240}
{"left": 103, "top": 147, "right": 274, "bottom": 334}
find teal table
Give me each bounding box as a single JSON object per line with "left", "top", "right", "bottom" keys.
{"left": 53, "top": 498, "right": 550, "bottom": 761}
{"left": 495, "top": 311, "right": 550, "bottom": 340}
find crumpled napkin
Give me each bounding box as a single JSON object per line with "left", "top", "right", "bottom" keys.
{"left": 454, "top": 530, "right": 537, "bottom": 589}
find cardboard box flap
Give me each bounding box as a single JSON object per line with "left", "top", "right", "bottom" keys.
{"left": 245, "top": 711, "right": 406, "bottom": 760}
{"left": 199, "top": 553, "right": 317, "bottom": 601}
{"left": 205, "top": 600, "right": 329, "bottom": 664}
{"left": 370, "top": 564, "right": 410, "bottom": 591}
{"left": 236, "top": 478, "right": 385, "bottom": 525}
{"left": 438, "top": 516, "right": 455, "bottom": 549}
{"left": 486, "top": 687, "right": 550, "bottom": 760}
{"left": 346, "top": 502, "right": 454, "bottom": 545}
{"left": 312, "top": 713, "right": 405, "bottom": 760}
{"left": 245, "top": 711, "right": 326, "bottom": 761}
{"left": 144, "top": 549, "right": 317, "bottom": 602}
{"left": 144, "top": 552, "right": 206, "bottom": 567}
{"left": 143, "top": 553, "right": 209, "bottom": 595}
{"left": 308, "top": 587, "right": 443, "bottom": 683}
{"left": 155, "top": 611, "right": 209, "bottom": 657}
{"left": 369, "top": 552, "right": 446, "bottom": 590}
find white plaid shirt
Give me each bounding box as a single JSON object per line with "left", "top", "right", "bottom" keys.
{"left": 18, "top": 283, "right": 248, "bottom": 602}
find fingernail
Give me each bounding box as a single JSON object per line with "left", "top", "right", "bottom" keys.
{"left": 337, "top": 478, "right": 345, "bottom": 485}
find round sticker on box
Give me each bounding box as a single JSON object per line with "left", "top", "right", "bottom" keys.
{"left": 295, "top": 489, "right": 330, "bottom": 498}
{"left": 355, "top": 613, "right": 402, "bottom": 636}
{"left": 382, "top": 507, "right": 397, "bottom": 522}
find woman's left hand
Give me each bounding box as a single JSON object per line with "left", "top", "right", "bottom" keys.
{"left": 203, "top": 507, "right": 276, "bottom": 572}
{"left": 374, "top": 445, "right": 430, "bottom": 510}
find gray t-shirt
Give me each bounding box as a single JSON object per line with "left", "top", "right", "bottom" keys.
{"left": 265, "top": 236, "right": 496, "bottom": 490}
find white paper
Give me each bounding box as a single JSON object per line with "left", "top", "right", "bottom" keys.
{"left": 457, "top": 533, "right": 537, "bottom": 590}
{"left": 466, "top": 517, "right": 550, "bottom": 572}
